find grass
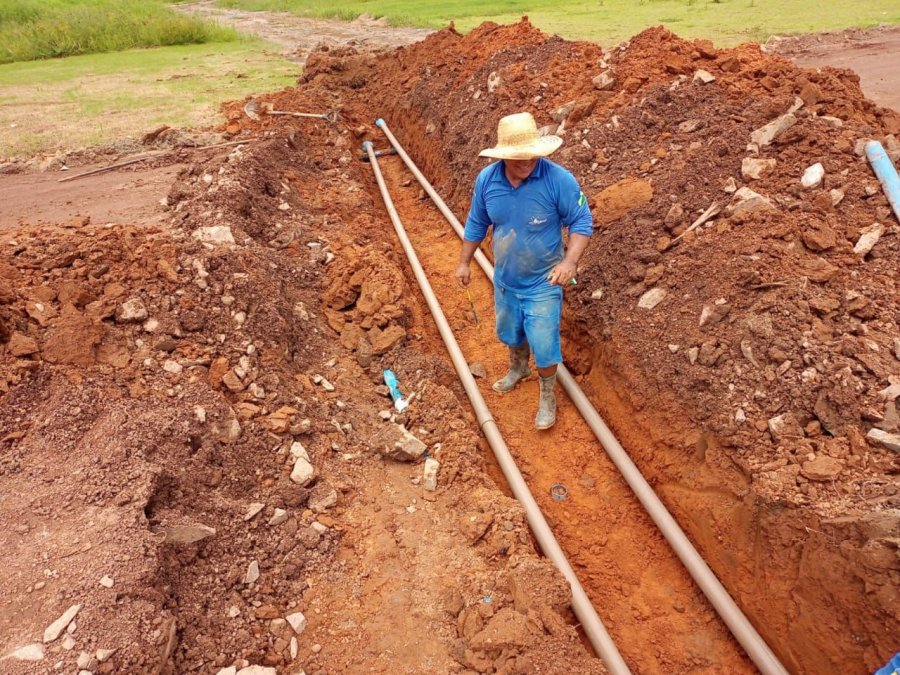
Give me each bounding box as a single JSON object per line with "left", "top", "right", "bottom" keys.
{"left": 0, "top": 40, "right": 298, "bottom": 158}
{"left": 216, "top": 0, "right": 900, "bottom": 45}
{"left": 0, "top": 0, "right": 239, "bottom": 64}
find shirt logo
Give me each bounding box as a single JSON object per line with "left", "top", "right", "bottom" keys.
{"left": 528, "top": 216, "right": 548, "bottom": 226}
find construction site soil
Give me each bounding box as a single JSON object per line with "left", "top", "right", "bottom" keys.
{"left": 1, "top": 18, "right": 899, "bottom": 675}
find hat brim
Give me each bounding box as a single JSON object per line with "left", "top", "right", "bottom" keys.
{"left": 478, "top": 135, "right": 563, "bottom": 160}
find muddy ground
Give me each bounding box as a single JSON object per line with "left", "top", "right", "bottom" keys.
{"left": 1, "top": 14, "right": 899, "bottom": 675}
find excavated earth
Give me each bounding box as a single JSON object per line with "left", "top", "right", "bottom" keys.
{"left": 2, "top": 17, "right": 899, "bottom": 675}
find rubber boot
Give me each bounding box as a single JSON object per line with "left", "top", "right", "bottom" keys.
{"left": 492, "top": 344, "right": 531, "bottom": 393}
{"left": 535, "top": 373, "right": 557, "bottom": 430}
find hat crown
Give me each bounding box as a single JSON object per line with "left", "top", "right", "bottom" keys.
{"left": 496, "top": 112, "right": 540, "bottom": 147}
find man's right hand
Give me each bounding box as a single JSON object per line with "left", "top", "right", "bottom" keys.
{"left": 455, "top": 261, "right": 471, "bottom": 287}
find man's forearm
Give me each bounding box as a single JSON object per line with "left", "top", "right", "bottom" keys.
{"left": 563, "top": 233, "right": 591, "bottom": 265}
{"left": 459, "top": 239, "right": 481, "bottom": 264}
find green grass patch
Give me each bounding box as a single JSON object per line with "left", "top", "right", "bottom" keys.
{"left": 0, "top": 40, "right": 298, "bottom": 158}
{"left": 216, "top": 0, "right": 900, "bottom": 45}
{"left": 0, "top": 0, "right": 240, "bottom": 64}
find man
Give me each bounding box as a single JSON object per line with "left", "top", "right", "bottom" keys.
{"left": 455, "top": 112, "right": 592, "bottom": 429}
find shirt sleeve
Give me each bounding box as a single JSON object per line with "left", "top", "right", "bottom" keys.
{"left": 556, "top": 170, "right": 593, "bottom": 237}
{"left": 463, "top": 170, "right": 491, "bottom": 243}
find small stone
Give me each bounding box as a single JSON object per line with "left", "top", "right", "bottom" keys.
{"left": 469, "top": 362, "right": 487, "bottom": 379}
{"left": 699, "top": 302, "right": 731, "bottom": 328}
{"left": 143, "top": 318, "right": 160, "bottom": 333}
{"left": 592, "top": 72, "right": 615, "bottom": 90}
{"left": 244, "top": 502, "right": 265, "bottom": 521}
{"left": 687, "top": 347, "right": 699, "bottom": 365}
{"left": 735, "top": 408, "right": 746, "bottom": 424}
{"left": 550, "top": 101, "right": 576, "bottom": 123}
{"left": 76, "top": 651, "right": 97, "bottom": 670}
{"left": 867, "top": 429, "right": 900, "bottom": 452}
{"left": 801, "top": 456, "right": 843, "bottom": 481}
{"left": 487, "top": 71, "right": 501, "bottom": 93}
{"left": 741, "top": 157, "right": 777, "bottom": 180}
{"left": 722, "top": 177, "right": 737, "bottom": 193}
{"left": 162, "top": 359, "right": 183, "bottom": 375}
{"left": 590, "top": 289, "right": 604, "bottom": 300}
{"left": 667, "top": 344, "right": 680, "bottom": 353}
{"left": 423, "top": 458, "right": 440, "bottom": 491}
{"left": 800, "top": 163, "right": 825, "bottom": 189}
{"left": 244, "top": 560, "right": 260, "bottom": 585}
{"left": 43, "top": 605, "right": 82, "bottom": 643}
{"left": 378, "top": 410, "right": 392, "bottom": 421}
{"left": 767, "top": 413, "right": 803, "bottom": 443}
{"left": 164, "top": 524, "right": 216, "bottom": 544}
{"left": 308, "top": 484, "right": 337, "bottom": 513}
{"left": 829, "top": 189, "right": 845, "bottom": 206}
{"left": 236, "top": 667, "right": 276, "bottom": 675}
{"left": 62, "top": 635, "right": 76, "bottom": 651}
{"left": 192, "top": 226, "right": 235, "bottom": 245}
{"left": 290, "top": 457, "right": 316, "bottom": 486}
{"left": 311, "top": 644, "right": 322, "bottom": 654}
{"left": 222, "top": 370, "right": 244, "bottom": 392}
{"left": 289, "top": 442, "right": 310, "bottom": 461}
{"left": 115, "top": 298, "right": 148, "bottom": 323}
{"left": 3, "top": 643, "right": 44, "bottom": 661}
{"left": 371, "top": 424, "right": 427, "bottom": 462}
{"left": 678, "top": 119, "right": 702, "bottom": 133}
{"left": 95, "top": 649, "right": 115, "bottom": 663}
{"left": 216, "top": 668, "right": 237, "bottom": 675}
{"left": 727, "top": 187, "right": 775, "bottom": 215}
{"left": 269, "top": 508, "right": 288, "bottom": 526}
{"left": 693, "top": 69, "right": 716, "bottom": 84}
{"left": 290, "top": 637, "right": 298, "bottom": 659}
{"left": 98, "top": 575, "right": 113, "bottom": 588}
{"left": 316, "top": 376, "right": 335, "bottom": 392}
{"left": 750, "top": 112, "right": 797, "bottom": 147}
{"left": 286, "top": 611, "right": 308, "bottom": 634}
{"left": 637, "top": 288, "right": 667, "bottom": 310}
{"left": 853, "top": 223, "right": 885, "bottom": 256}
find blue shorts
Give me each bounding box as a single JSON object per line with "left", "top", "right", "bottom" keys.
{"left": 494, "top": 284, "right": 563, "bottom": 368}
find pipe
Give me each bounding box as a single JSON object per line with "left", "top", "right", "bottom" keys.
{"left": 865, "top": 140, "right": 900, "bottom": 223}
{"left": 361, "top": 140, "right": 632, "bottom": 675}
{"left": 375, "top": 119, "right": 790, "bottom": 675}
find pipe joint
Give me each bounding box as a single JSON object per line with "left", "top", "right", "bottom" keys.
{"left": 374, "top": 118, "right": 386, "bottom": 128}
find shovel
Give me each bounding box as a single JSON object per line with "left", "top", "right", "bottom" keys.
{"left": 243, "top": 99, "right": 339, "bottom": 123}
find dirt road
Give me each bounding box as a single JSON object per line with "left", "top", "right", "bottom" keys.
{"left": 767, "top": 25, "right": 900, "bottom": 111}
{"left": 176, "top": 0, "right": 433, "bottom": 63}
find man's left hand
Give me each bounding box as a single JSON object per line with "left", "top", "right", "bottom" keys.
{"left": 548, "top": 260, "right": 577, "bottom": 286}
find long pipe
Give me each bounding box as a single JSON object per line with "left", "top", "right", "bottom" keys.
{"left": 361, "top": 140, "right": 632, "bottom": 675}
{"left": 375, "top": 118, "right": 790, "bottom": 675}
{"left": 866, "top": 140, "right": 900, "bottom": 222}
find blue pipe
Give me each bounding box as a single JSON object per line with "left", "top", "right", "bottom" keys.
{"left": 866, "top": 140, "right": 900, "bottom": 222}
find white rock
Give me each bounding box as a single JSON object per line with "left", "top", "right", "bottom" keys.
{"left": 3, "top": 643, "right": 45, "bottom": 661}
{"left": 727, "top": 187, "right": 775, "bottom": 215}
{"left": 99, "top": 575, "right": 113, "bottom": 588}
{"left": 286, "top": 611, "right": 308, "bottom": 634}
{"left": 819, "top": 115, "right": 843, "bottom": 128}
{"left": 311, "top": 521, "right": 328, "bottom": 534}
{"left": 244, "top": 560, "right": 260, "bottom": 585}
{"left": 244, "top": 503, "right": 265, "bottom": 521}
{"left": 750, "top": 112, "right": 797, "bottom": 147}
{"left": 194, "top": 406, "right": 207, "bottom": 423}
{"left": 76, "top": 651, "right": 96, "bottom": 669}
{"left": 143, "top": 318, "right": 159, "bottom": 333}
{"left": 693, "top": 69, "right": 716, "bottom": 84}
{"left": 317, "top": 377, "right": 335, "bottom": 392}
{"left": 290, "top": 457, "right": 316, "bottom": 486}
{"left": 227, "top": 606, "right": 240, "bottom": 618}
{"left": 423, "top": 458, "right": 440, "bottom": 491}
{"left": 829, "top": 188, "right": 845, "bottom": 206}
{"left": 487, "top": 71, "right": 501, "bottom": 93}
{"left": 722, "top": 177, "right": 737, "bottom": 193}
{"left": 592, "top": 71, "right": 615, "bottom": 90}
{"left": 853, "top": 223, "right": 885, "bottom": 256}
{"left": 95, "top": 649, "right": 115, "bottom": 663}
{"left": 290, "top": 637, "right": 298, "bottom": 659}
{"left": 162, "top": 360, "right": 183, "bottom": 375}
{"left": 590, "top": 289, "right": 604, "bottom": 300}
{"left": 867, "top": 428, "right": 900, "bottom": 452}
{"left": 269, "top": 508, "right": 288, "bottom": 526}
{"left": 735, "top": 408, "right": 746, "bottom": 424}
{"left": 216, "top": 668, "right": 237, "bottom": 675}
{"left": 741, "top": 157, "right": 777, "bottom": 180}
{"left": 43, "top": 604, "right": 82, "bottom": 643}
{"left": 62, "top": 635, "right": 76, "bottom": 650}
{"left": 800, "top": 163, "right": 825, "bottom": 189}
{"left": 289, "top": 442, "right": 310, "bottom": 461}
{"left": 236, "top": 667, "right": 277, "bottom": 675}
{"left": 192, "top": 226, "right": 235, "bottom": 245}
{"left": 637, "top": 288, "right": 667, "bottom": 310}
{"left": 116, "top": 298, "right": 148, "bottom": 323}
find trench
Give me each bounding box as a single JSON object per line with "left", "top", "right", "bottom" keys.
{"left": 358, "top": 152, "right": 758, "bottom": 674}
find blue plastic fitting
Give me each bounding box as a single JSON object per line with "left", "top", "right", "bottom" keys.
{"left": 374, "top": 118, "right": 386, "bottom": 128}
{"left": 865, "top": 140, "right": 900, "bottom": 222}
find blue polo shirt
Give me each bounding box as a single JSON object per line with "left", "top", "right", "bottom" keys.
{"left": 463, "top": 158, "right": 593, "bottom": 294}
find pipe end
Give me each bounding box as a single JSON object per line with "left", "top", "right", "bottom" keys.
{"left": 361, "top": 140, "right": 374, "bottom": 151}
{"left": 374, "top": 118, "right": 386, "bottom": 128}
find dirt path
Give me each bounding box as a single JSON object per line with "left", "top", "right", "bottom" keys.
{"left": 767, "top": 25, "right": 900, "bottom": 111}
{"left": 371, "top": 155, "right": 756, "bottom": 674}
{"left": 176, "top": 0, "right": 433, "bottom": 62}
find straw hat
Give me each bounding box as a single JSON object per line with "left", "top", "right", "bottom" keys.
{"left": 479, "top": 112, "right": 563, "bottom": 160}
